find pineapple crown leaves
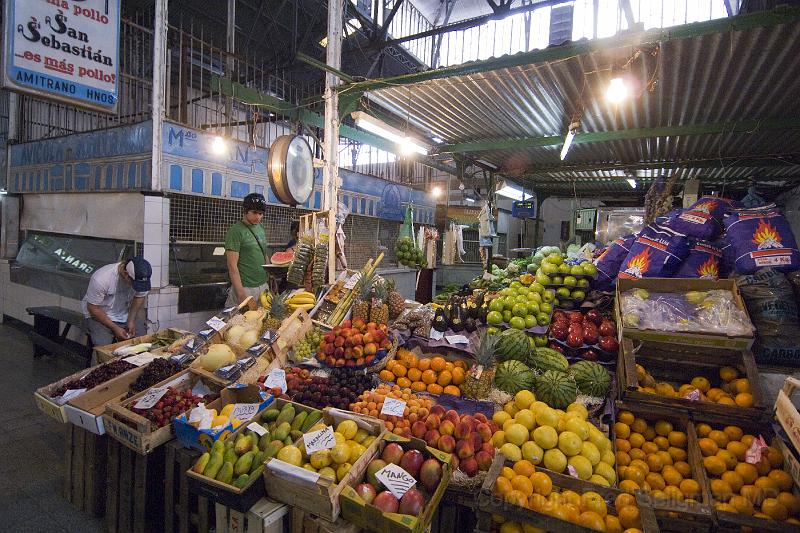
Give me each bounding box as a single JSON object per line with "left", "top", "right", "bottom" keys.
{"left": 474, "top": 331, "right": 498, "bottom": 367}
{"left": 268, "top": 290, "right": 289, "bottom": 318}
{"left": 355, "top": 271, "right": 374, "bottom": 300}
{"left": 373, "top": 279, "right": 388, "bottom": 302}
{"left": 386, "top": 278, "right": 397, "bottom": 293}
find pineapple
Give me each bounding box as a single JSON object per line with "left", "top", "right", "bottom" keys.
{"left": 462, "top": 332, "right": 498, "bottom": 400}
{"left": 264, "top": 291, "right": 289, "bottom": 331}
{"left": 370, "top": 280, "right": 389, "bottom": 325}
{"left": 386, "top": 279, "right": 405, "bottom": 319}
{"left": 352, "top": 272, "right": 372, "bottom": 322}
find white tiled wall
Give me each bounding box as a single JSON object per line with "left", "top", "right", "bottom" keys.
{"left": 143, "top": 195, "right": 170, "bottom": 289}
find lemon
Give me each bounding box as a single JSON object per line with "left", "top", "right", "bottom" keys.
{"left": 533, "top": 426, "right": 559, "bottom": 450}
{"left": 362, "top": 436, "right": 376, "bottom": 448}
{"left": 569, "top": 455, "right": 593, "bottom": 480}
{"left": 565, "top": 418, "right": 589, "bottom": 440}
{"left": 348, "top": 443, "right": 367, "bottom": 463}
{"left": 589, "top": 474, "right": 610, "bottom": 487}
{"left": 514, "top": 409, "right": 536, "bottom": 431}
{"left": 558, "top": 431, "right": 583, "bottom": 457}
{"left": 333, "top": 432, "right": 346, "bottom": 445}
{"left": 318, "top": 466, "right": 336, "bottom": 481}
{"left": 492, "top": 431, "right": 506, "bottom": 448}
{"left": 522, "top": 441, "right": 544, "bottom": 464}
{"left": 594, "top": 461, "right": 617, "bottom": 485}
{"left": 566, "top": 403, "right": 588, "bottom": 420}
{"left": 588, "top": 426, "right": 611, "bottom": 452}
{"left": 581, "top": 441, "right": 601, "bottom": 466}
{"left": 543, "top": 448, "right": 567, "bottom": 473}
{"left": 493, "top": 411, "right": 512, "bottom": 427}
{"left": 499, "top": 442, "right": 522, "bottom": 462}
{"left": 535, "top": 407, "right": 560, "bottom": 429}
{"left": 310, "top": 449, "right": 332, "bottom": 469}
{"left": 276, "top": 445, "right": 302, "bottom": 467}
{"left": 600, "top": 449, "right": 616, "bottom": 466}
{"left": 336, "top": 462, "right": 352, "bottom": 482}
{"left": 506, "top": 423, "right": 530, "bottom": 446}
{"left": 515, "top": 390, "right": 536, "bottom": 410}
{"left": 353, "top": 428, "right": 369, "bottom": 444}
{"left": 337, "top": 420, "right": 358, "bottom": 440}
{"left": 303, "top": 464, "right": 318, "bottom": 472}
{"left": 504, "top": 401, "right": 520, "bottom": 416}
{"left": 330, "top": 443, "right": 351, "bottom": 465}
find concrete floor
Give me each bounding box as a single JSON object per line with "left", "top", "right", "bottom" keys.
{"left": 1, "top": 322, "right": 105, "bottom": 533}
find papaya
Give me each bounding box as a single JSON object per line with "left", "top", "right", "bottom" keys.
{"left": 216, "top": 461, "right": 234, "bottom": 484}
{"left": 283, "top": 436, "right": 293, "bottom": 446}
{"left": 262, "top": 442, "right": 281, "bottom": 460}
{"left": 203, "top": 452, "right": 224, "bottom": 479}
{"left": 211, "top": 440, "right": 225, "bottom": 455}
{"left": 291, "top": 411, "right": 307, "bottom": 432}
{"left": 250, "top": 452, "right": 266, "bottom": 474}
{"left": 193, "top": 452, "right": 210, "bottom": 474}
{"left": 234, "top": 451, "right": 255, "bottom": 476}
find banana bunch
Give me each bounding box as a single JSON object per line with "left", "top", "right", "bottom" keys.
{"left": 259, "top": 290, "right": 273, "bottom": 309}
{"left": 286, "top": 291, "right": 316, "bottom": 312}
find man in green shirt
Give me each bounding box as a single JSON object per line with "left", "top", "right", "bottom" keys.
{"left": 225, "top": 193, "right": 269, "bottom": 307}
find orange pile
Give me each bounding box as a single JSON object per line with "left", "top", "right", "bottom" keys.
{"left": 636, "top": 364, "right": 755, "bottom": 408}
{"left": 698, "top": 422, "right": 800, "bottom": 525}
{"left": 492, "top": 459, "right": 644, "bottom": 533}
{"left": 614, "top": 410, "right": 699, "bottom": 504}
{"left": 349, "top": 383, "right": 434, "bottom": 437}
{"left": 379, "top": 349, "right": 466, "bottom": 397}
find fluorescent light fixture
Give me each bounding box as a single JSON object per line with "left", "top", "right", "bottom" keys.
{"left": 495, "top": 181, "right": 531, "bottom": 201}
{"left": 211, "top": 135, "right": 228, "bottom": 155}
{"left": 352, "top": 111, "right": 429, "bottom": 155}
{"left": 431, "top": 186, "right": 443, "bottom": 198}
{"left": 476, "top": 159, "right": 497, "bottom": 169}
{"left": 560, "top": 120, "right": 580, "bottom": 161}
{"left": 465, "top": 196, "right": 475, "bottom": 203}
{"left": 606, "top": 77, "right": 629, "bottom": 103}
{"left": 431, "top": 135, "right": 444, "bottom": 144}
{"left": 626, "top": 178, "right": 638, "bottom": 189}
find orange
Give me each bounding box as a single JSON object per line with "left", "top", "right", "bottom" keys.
{"left": 581, "top": 491, "right": 608, "bottom": 518}
{"left": 762, "top": 498, "right": 790, "bottom": 521}
{"left": 754, "top": 476, "right": 780, "bottom": 498}
{"left": 657, "top": 450, "right": 673, "bottom": 467}
{"left": 618, "top": 411, "right": 635, "bottom": 425}
{"left": 451, "top": 367, "right": 465, "bottom": 385}
{"left": 708, "top": 430, "right": 729, "bottom": 448}
{"left": 614, "top": 422, "right": 631, "bottom": 439}
{"left": 641, "top": 442, "right": 659, "bottom": 456}
{"left": 755, "top": 456, "right": 772, "bottom": 476}
{"left": 732, "top": 378, "right": 751, "bottom": 394}
{"left": 723, "top": 425, "right": 744, "bottom": 442}
{"left": 667, "top": 430, "right": 687, "bottom": 448}
{"left": 437, "top": 370, "right": 452, "bottom": 387}
{"left": 504, "top": 489, "right": 528, "bottom": 508}
{"left": 645, "top": 473, "right": 666, "bottom": 491}
{"left": 646, "top": 454, "right": 664, "bottom": 473}
{"left": 576, "top": 511, "right": 606, "bottom": 531}
{"left": 653, "top": 436, "right": 670, "bottom": 452}
{"left": 453, "top": 359, "right": 467, "bottom": 369}
{"left": 668, "top": 447, "right": 687, "bottom": 462}
{"left": 719, "top": 366, "right": 739, "bottom": 382}
{"left": 691, "top": 376, "right": 711, "bottom": 393}
{"left": 421, "top": 369, "right": 437, "bottom": 385}
{"left": 528, "top": 493, "right": 548, "bottom": 512}
{"left": 630, "top": 418, "right": 648, "bottom": 435}
{"left": 430, "top": 356, "right": 447, "bottom": 372}
{"left": 494, "top": 476, "right": 513, "bottom": 497}
{"left": 618, "top": 505, "right": 642, "bottom": 529}
{"left": 615, "top": 439, "right": 632, "bottom": 453}
{"left": 673, "top": 461, "right": 692, "bottom": 478}
{"left": 642, "top": 427, "right": 657, "bottom": 442}
{"left": 511, "top": 475, "right": 534, "bottom": 496}
{"left": 443, "top": 385, "right": 461, "bottom": 396}
{"left": 721, "top": 471, "right": 744, "bottom": 493}
{"left": 629, "top": 433, "right": 645, "bottom": 449}
{"left": 662, "top": 466, "right": 683, "bottom": 487}
{"left": 716, "top": 450, "right": 737, "bottom": 471}
{"left": 444, "top": 361, "right": 455, "bottom": 372}
{"left": 427, "top": 383, "right": 443, "bottom": 394}
{"left": 530, "top": 472, "right": 552, "bottom": 496}
{"left": 629, "top": 448, "right": 647, "bottom": 462}
{"left": 703, "top": 456, "right": 726, "bottom": 476}
{"left": 560, "top": 503, "right": 581, "bottom": 523}
{"left": 629, "top": 459, "right": 650, "bottom": 475}
{"left": 663, "top": 485, "right": 684, "bottom": 502}
{"left": 623, "top": 466, "right": 646, "bottom": 486}
{"left": 735, "top": 462, "right": 759, "bottom": 485}
{"left": 766, "top": 446, "right": 784, "bottom": 468}
{"left": 679, "top": 479, "right": 700, "bottom": 499}
{"left": 502, "top": 466, "right": 516, "bottom": 480}
{"left": 740, "top": 484, "right": 765, "bottom": 507}
{"left": 696, "top": 423, "right": 712, "bottom": 438}
{"left": 407, "top": 368, "right": 422, "bottom": 382}
{"left": 605, "top": 515, "right": 623, "bottom": 533}
{"left": 698, "top": 438, "right": 719, "bottom": 457}
{"left": 560, "top": 490, "right": 582, "bottom": 508}
{"left": 726, "top": 441, "right": 747, "bottom": 461}
{"left": 513, "top": 460, "right": 536, "bottom": 477}
{"left": 417, "top": 358, "right": 431, "bottom": 371}
{"left": 717, "top": 396, "right": 736, "bottom": 406}
{"left": 706, "top": 388, "right": 725, "bottom": 402}
{"left": 411, "top": 381, "right": 427, "bottom": 392}
{"left": 710, "top": 479, "right": 733, "bottom": 502}
{"left": 392, "top": 364, "right": 407, "bottom": 378}
{"left": 768, "top": 469, "right": 793, "bottom": 492}
{"left": 729, "top": 495, "right": 754, "bottom": 516}
{"left": 734, "top": 392, "right": 754, "bottom": 408}
{"left": 615, "top": 493, "right": 636, "bottom": 509}
{"left": 396, "top": 377, "right": 411, "bottom": 388}
{"left": 778, "top": 491, "right": 800, "bottom": 515}
{"left": 619, "top": 480, "right": 640, "bottom": 494}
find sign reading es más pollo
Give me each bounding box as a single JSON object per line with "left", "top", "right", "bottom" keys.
{"left": 3, "top": 0, "right": 120, "bottom": 113}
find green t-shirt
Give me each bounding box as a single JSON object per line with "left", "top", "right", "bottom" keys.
{"left": 225, "top": 221, "right": 267, "bottom": 287}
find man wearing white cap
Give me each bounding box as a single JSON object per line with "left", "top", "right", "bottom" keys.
{"left": 82, "top": 256, "right": 152, "bottom": 345}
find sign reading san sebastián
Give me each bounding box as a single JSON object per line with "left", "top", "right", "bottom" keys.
{"left": 3, "top": 0, "right": 120, "bottom": 113}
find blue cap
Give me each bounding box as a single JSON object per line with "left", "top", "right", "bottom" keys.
{"left": 126, "top": 257, "right": 152, "bottom": 292}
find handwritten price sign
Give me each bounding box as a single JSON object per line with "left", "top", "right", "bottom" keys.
{"left": 304, "top": 426, "right": 335, "bottom": 455}
{"left": 381, "top": 397, "right": 407, "bottom": 417}
{"left": 134, "top": 386, "right": 169, "bottom": 410}
{"left": 264, "top": 369, "right": 287, "bottom": 393}
{"left": 375, "top": 463, "right": 416, "bottom": 499}
{"left": 206, "top": 316, "right": 226, "bottom": 332}
{"left": 247, "top": 422, "right": 268, "bottom": 436}
{"left": 229, "top": 403, "right": 262, "bottom": 422}
{"left": 57, "top": 388, "right": 87, "bottom": 405}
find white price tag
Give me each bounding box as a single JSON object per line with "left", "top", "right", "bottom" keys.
{"left": 198, "top": 329, "right": 213, "bottom": 337}
{"left": 222, "top": 306, "right": 236, "bottom": 314}
{"left": 206, "top": 316, "right": 226, "bottom": 331}
{"left": 123, "top": 352, "right": 158, "bottom": 367}
{"left": 445, "top": 334, "right": 469, "bottom": 345}
{"left": 192, "top": 380, "right": 212, "bottom": 397}
{"left": 229, "top": 403, "right": 262, "bottom": 422}
{"left": 303, "top": 426, "right": 336, "bottom": 455}
{"left": 381, "top": 397, "right": 407, "bottom": 417}
{"left": 429, "top": 329, "right": 444, "bottom": 341}
{"left": 567, "top": 465, "right": 579, "bottom": 478}
{"left": 57, "top": 388, "right": 87, "bottom": 405}
{"left": 375, "top": 463, "right": 417, "bottom": 499}
{"left": 134, "top": 386, "right": 169, "bottom": 410}
{"left": 264, "top": 369, "right": 287, "bottom": 393}
{"left": 247, "top": 422, "right": 268, "bottom": 436}
{"left": 344, "top": 273, "right": 361, "bottom": 290}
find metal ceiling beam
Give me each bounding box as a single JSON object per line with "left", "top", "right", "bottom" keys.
{"left": 619, "top": 0, "right": 635, "bottom": 28}
{"left": 296, "top": 52, "right": 355, "bottom": 83}
{"left": 340, "top": 5, "right": 800, "bottom": 93}
{"left": 437, "top": 117, "right": 800, "bottom": 154}
{"left": 379, "top": 0, "right": 405, "bottom": 40}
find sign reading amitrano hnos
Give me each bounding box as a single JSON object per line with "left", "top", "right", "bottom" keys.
{"left": 3, "top": 0, "right": 121, "bottom": 113}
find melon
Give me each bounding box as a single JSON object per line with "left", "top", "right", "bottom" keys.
{"left": 568, "top": 360, "right": 611, "bottom": 397}
{"left": 529, "top": 347, "right": 569, "bottom": 373}
{"left": 534, "top": 370, "right": 578, "bottom": 409}
{"left": 495, "top": 329, "right": 530, "bottom": 362}
{"left": 494, "top": 360, "right": 536, "bottom": 394}
{"left": 270, "top": 251, "right": 294, "bottom": 266}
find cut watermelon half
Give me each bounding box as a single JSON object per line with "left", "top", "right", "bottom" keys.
{"left": 270, "top": 251, "right": 294, "bottom": 266}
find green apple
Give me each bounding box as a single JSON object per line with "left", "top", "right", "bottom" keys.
{"left": 547, "top": 253, "right": 563, "bottom": 265}
{"left": 509, "top": 316, "right": 526, "bottom": 330}
{"left": 540, "top": 302, "right": 553, "bottom": 315}
{"left": 552, "top": 276, "right": 564, "bottom": 286}
{"left": 515, "top": 295, "right": 528, "bottom": 305}
{"left": 500, "top": 288, "right": 514, "bottom": 297}
{"left": 536, "top": 312, "right": 551, "bottom": 326}
{"left": 556, "top": 287, "right": 571, "bottom": 298}
{"left": 489, "top": 299, "right": 504, "bottom": 313}
{"left": 512, "top": 303, "right": 528, "bottom": 317}
{"left": 528, "top": 292, "right": 542, "bottom": 304}
{"left": 510, "top": 281, "right": 522, "bottom": 289}
{"left": 559, "top": 263, "right": 571, "bottom": 275}
{"left": 533, "top": 334, "right": 548, "bottom": 347}
{"left": 542, "top": 262, "right": 559, "bottom": 275}
{"left": 542, "top": 290, "right": 555, "bottom": 303}
{"left": 571, "top": 290, "right": 586, "bottom": 300}
{"left": 486, "top": 311, "right": 503, "bottom": 325}
{"left": 487, "top": 326, "right": 500, "bottom": 335}
{"left": 581, "top": 263, "right": 598, "bottom": 278}
{"left": 570, "top": 264, "right": 585, "bottom": 276}
{"left": 502, "top": 310, "right": 513, "bottom": 323}
{"left": 530, "top": 282, "right": 544, "bottom": 294}
{"left": 527, "top": 302, "right": 540, "bottom": 315}
{"left": 563, "top": 276, "right": 577, "bottom": 287}
{"left": 535, "top": 273, "right": 551, "bottom": 286}
{"left": 576, "top": 278, "right": 590, "bottom": 288}
{"left": 524, "top": 315, "right": 537, "bottom": 328}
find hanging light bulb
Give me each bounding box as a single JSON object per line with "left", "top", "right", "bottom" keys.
{"left": 431, "top": 186, "right": 443, "bottom": 198}
{"left": 211, "top": 136, "right": 228, "bottom": 155}
{"left": 606, "top": 77, "right": 629, "bottom": 103}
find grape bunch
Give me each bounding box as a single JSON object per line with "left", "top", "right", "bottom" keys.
{"left": 292, "top": 329, "right": 323, "bottom": 362}
{"left": 53, "top": 359, "right": 136, "bottom": 397}
{"left": 125, "top": 358, "right": 185, "bottom": 398}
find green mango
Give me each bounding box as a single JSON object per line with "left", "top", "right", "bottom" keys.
{"left": 211, "top": 440, "right": 225, "bottom": 455}
{"left": 232, "top": 474, "right": 250, "bottom": 489}
{"left": 250, "top": 452, "right": 266, "bottom": 474}
{"left": 234, "top": 434, "right": 253, "bottom": 455}
{"left": 258, "top": 433, "right": 272, "bottom": 451}
{"left": 290, "top": 411, "right": 307, "bottom": 432}
{"left": 301, "top": 411, "right": 322, "bottom": 432}
{"left": 216, "top": 461, "right": 234, "bottom": 484}
{"left": 275, "top": 404, "right": 295, "bottom": 426}
{"left": 260, "top": 408, "right": 280, "bottom": 423}
{"left": 234, "top": 451, "right": 255, "bottom": 477}
{"left": 289, "top": 430, "right": 303, "bottom": 442}
{"left": 193, "top": 452, "right": 210, "bottom": 474}
{"left": 262, "top": 442, "right": 281, "bottom": 460}
{"left": 283, "top": 436, "right": 293, "bottom": 446}
{"left": 272, "top": 422, "right": 291, "bottom": 442}
{"left": 203, "top": 452, "right": 224, "bottom": 479}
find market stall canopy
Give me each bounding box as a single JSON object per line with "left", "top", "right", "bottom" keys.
{"left": 341, "top": 6, "right": 800, "bottom": 198}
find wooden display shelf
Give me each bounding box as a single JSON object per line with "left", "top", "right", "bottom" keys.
{"left": 64, "top": 425, "right": 107, "bottom": 517}
{"left": 164, "top": 441, "right": 214, "bottom": 533}
{"left": 105, "top": 438, "right": 166, "bottom": 533}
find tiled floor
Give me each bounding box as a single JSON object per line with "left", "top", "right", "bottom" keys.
{"left": 1, "top": 322, "right": 104, "bottom": 533}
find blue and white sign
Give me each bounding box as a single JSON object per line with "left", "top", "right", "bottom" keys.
{"left": 3, "top": 0, "right": 120, "bottom": 113}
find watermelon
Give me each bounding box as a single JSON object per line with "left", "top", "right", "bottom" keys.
{"left": 494, "top": 360, "right": 536, "bottom": 394}
{"left": 270, "top": 251, "right": 294, "bottom": 266}
{"left": 529, "top": 347, "right": 569, "bottom": 373}
{"left": 568, "top": 360, "right": 611, "bottom": 397}
{"left": 496, "top": 329, "right": 530, "bottom": 362}
{"left": 534, "top": 370, "right": 578, "bottom": 409}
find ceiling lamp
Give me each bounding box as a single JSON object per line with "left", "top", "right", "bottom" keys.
{"left": 626, "top": 178, "right": 637, "bottom": 189}
{"left": 211, "top": 135, "right": 228, "bottom": 155}
{"left": 431, "top": 186, "right": 443, "bottom": 198}
{"left": 606, "top": 77, "right": 629, "bottom": 103}
{"left": 560, "top": 119, "right": 581, "bottom": 161}
{"left": 352, "top": 111, "right": 429, "bottom": 155}
{"left": 495, "top": 180, "right": 532, "bottom": 201}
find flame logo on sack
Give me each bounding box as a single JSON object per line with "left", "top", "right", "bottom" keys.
{"left": 622, "top": 248, "right": 651, "bottom": 278}
{"left": 692, "top": 201, "right": 717, "bottom": 214}
{"left": 752, "top": 219, "right": 783, "bottom": 250}
{"left": 697, "top": 257, "right": 719, "bottom": 279}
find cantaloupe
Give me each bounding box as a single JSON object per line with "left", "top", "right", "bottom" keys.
{"left": 198, "top": 344, "right": 235, "bottom": 371}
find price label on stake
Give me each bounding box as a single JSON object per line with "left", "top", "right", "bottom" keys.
{"left": 344, "top": 273, "right": 361, "bottom": 289}
{"left": 134, "top": 386, "right": 169, "bottom": 410}
{"left": 304, "top": 426, "right": 336, "bottom": 455}
{"left": 375, "top": 463, "right": 416, "bottom": 499}
{"left": 229, "top": 403, "right": 262, "bottom": 422}
{"left": 381, "top": 397, "right": 407, "bottom": 417}
{"left": 206, "top": 316, "right": 226, "bottom": 332}
{"left": 264, "top": 369, "right": 287, "bottom": 393}
{"left": 247, "top": 422, "right": 268, "bottom": 436}
{"left": 445, "top": 334, "right": 469, "bottom": 345}
{"left": 429, "top": 329, "right": 444, "bottom": 341}
{"left": 123, "top": 352, "right": 158, "bottom": 367}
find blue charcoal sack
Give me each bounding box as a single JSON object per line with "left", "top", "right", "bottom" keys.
{"left": 723, "top": 205, "right": 800, "bottom": 274}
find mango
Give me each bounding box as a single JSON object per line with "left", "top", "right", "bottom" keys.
{"left": 232, "top": 474, "right": 250, "bottom": 489}
{"left": 275, "top": 404, "right": 295, "bottom": 426}
{"left": 224, "top": 448, "right": 238, "bottom": 466}
{"left": 260, "top": 408, "right": 280, "bottom": 423}
{"left": 234, "top": 434, "right": 253, "bottom": 455}
{"left": 250, "top": 453, "right": 266, "bottom": 475}
{"left": 203, "top": 452, "right": 224, "bottom": 479}
{"left": 301, "top": 411, "right": 322, "bottom": 432}
{"left": 193, "top": 452, "right": 210, "bottom": 474}
{"left": 216, "top": 461, "right": 234, "bottom": 484}
{"left": 291, "top": 411, "right": 307, "bottom": 432}
{"left": 289, "top": 430, "right": 303, "bottom": 442}
{"left": 273, "top": 422, "right": 291, "bottom": 442}
{"left": 262, "top": 442, "right": 282, "bottom": 460}
{"left": 211, "top": 440, "right": 225, "bottom": 455}
{"left": 234, "top": 451, "right": 255, "bottom": 476}
{"left": 258, "top": 433, "right": 272, "bottom": 452}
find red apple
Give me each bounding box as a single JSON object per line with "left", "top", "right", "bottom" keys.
{"left": 364, "top": 343, "right": 377, "bottom": 356}
{"left": 454, "top": 421, "right": 472, "bottom": 440}
{"left": 551, "top": 323, "right": 569, "bottom": 341}
{"left": 475, "top": 422, "right": 493, "bottom": 443}
{"left": 582, "top": 349, "right": 599, "bottom": 361}
{"left": 341, "top": 319, "right": 351, "bottom": 329}
{"left": 567, "top": 331, "right": 583, "bottom": 348}
{"left": 599, "top": 336, "right": 618, "bottom": 353}
{"left": 334, "top": 336, "right": 346, "bottom": 347}
{"left": 373, "top": 491, "right": 399, "bottom": 513}
{"left": 599, "top": 320, "right": 616, "bottom": 337}
{"left": 548, "top": 342, "right": 564, "bottom": 354}
{"left": 585, "top": 309, "right": 603, "bottom": 326}
{"left": 474, "top": 413, "right": 488, "bottom": 424}
{"left": 444, "top": 410, "right": 460, "bottom": 425}
{"left": 481, "top": 442, "right": 495, "bottom": 455}
{"left": 568, "top": 311, "right": 583, "bottom": 323}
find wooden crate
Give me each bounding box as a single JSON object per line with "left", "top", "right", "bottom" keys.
{"left": 164, "top": 441, "right": 214, "bottom": 533}
{"left": 429, "top": 486, "right": 478, "bottom": 533}
{"left": 64, "top": 425, "right": 108, "bottom": 517}
{"left": 105, "top": 438, "right": 166, "bottom": 533}
{"left": 476, "top": 453, "right": 659, "bottom": 533}
{"left": 290, "top": 507, "right": 359, "bottom": 533}
{"left": 617, "top": 338, "right": 768, "bottom": 424}
{"left": 688, "top": 415, "right": 800, "bottom": 533}
{"left": 214, "top": 498, "right": 290, "bottom": 533}
{"left": 103, "top": 369, "right": 227, "bottom": 454}
{"left": 94, "top": 328, "right": 192, "bottom": 363}
{"left": 776, "top": 376, "right": 800, "bottom": 459}
{"left": 612, "top": 401, "right": 714, "bottom": 532}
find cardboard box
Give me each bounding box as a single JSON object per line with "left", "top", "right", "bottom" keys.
{"left": 776, "top": 376, "right": 800, "bottom": 457}
{"left": 615, "top": 278, "right": 754, "bottom": 350}
{"left": 174, "top": 385, "right": 274, "bottom": 451}
{"left": 339, "top": 434, "right": 452, "bottom": 533}
{"left": 94, "top": 328, "right": 191, "bottom": 363}
{"left": 215, "top": 498, "right": 289, "bottom": 533}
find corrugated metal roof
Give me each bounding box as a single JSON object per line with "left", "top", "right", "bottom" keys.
{"left": 366, "top": 12, "right": 800, "bottom": 196}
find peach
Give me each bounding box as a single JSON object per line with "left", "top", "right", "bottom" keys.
{"left": 439, "top": 420, "right": 455, "bottom": 436}
{"left": 437, "top": 434, "right": 456, "bottom": 453}
{"left": 424, "top": 429, "right": 441, "bottom": 448}
{"left": 456, "top": 439, "right": 474, "bottom": 459}
{"left": 411, "top": 421, "right": 428, "bottom": 439}
{"left": 431, "top": 405, "right": 446, "bottom": 417}
{"left": 475, "top": 450, "right": 493, "bottom": 471}
{"left": 425, "top": 414, "right": 441, "bottom": 431}
{"left": 474, "top": 413, "right": 488, "bottom": 424}
{"left": 461, "top": 457, "right": 479, "bottom": 477}
{"left": 455, "top": 421, "right": 473, "bottom": 440}
{"left": 476, "top": 422, "right": 493, "bottom": 443}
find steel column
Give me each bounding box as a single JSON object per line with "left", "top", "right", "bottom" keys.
{"left": 151, "top": 0, "right": 168, "bottom": 192}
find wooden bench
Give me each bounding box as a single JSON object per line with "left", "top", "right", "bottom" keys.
{"left": 26, "top": 306, "right": 92, "bottom": 365}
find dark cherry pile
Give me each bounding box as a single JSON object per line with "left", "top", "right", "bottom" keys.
{"left": 125, "top": 358, "right": 185, "bottom": 398}
{"left": 53, "top": 359, "right": 136, "bottom": 397}
{"left": 286, "top": 366, "right": 377, "bottom": 411}
{"left": 130, "top": 387, "right": 218, "bottom": 429}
